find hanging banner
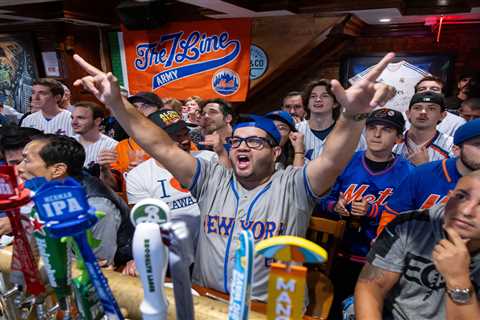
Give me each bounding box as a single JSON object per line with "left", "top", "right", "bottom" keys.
{"left": 122, "top": 19, "right": 252, "bottom": 101}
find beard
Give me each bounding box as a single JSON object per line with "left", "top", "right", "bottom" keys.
{"left": 460, "top": 148, "right": 480, "bottom": 171}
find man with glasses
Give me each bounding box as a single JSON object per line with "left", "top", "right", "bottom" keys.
{"left": 73, "top": 52, "right": 396, "bottom": 301}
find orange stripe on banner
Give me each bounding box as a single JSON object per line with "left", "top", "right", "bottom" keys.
{"left": 122, "top": 19, "right": 252, "bottom": 102}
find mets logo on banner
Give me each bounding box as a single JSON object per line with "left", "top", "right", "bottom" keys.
{"left": 133, "top": 31, "right": 241, "bottom": 90}
{"left": 212, "top": 68, "right": 240, "bottom": 96}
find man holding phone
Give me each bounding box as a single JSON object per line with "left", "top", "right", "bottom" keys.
{"left": 355, "top": 171, "right": 480, "bottom": 320}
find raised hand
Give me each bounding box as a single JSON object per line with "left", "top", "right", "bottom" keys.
{"left": 97, "top": 149, "right": 118, "bottom": 166}
{"left": 331, "top": 52, "right": 396, "bottom": 116}
{"left": 73, "top": 54, "right": 122, "bottom": 107}
{"left": 407, "top": 145, "right": 429, "bottom": 165}
{"left": 432, "top": 227, "right": 471, "bottom": 287}
{"left": 289, "top": 131, "right": 305, "bottom": 153}
{"left": 200, "top": 132, "right": 224, "bottom": 153}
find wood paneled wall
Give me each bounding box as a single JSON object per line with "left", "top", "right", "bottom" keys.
{"left": 241, "top": 22, "right": 480, "bottom": 114}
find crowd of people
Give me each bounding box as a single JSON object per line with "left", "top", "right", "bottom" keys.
{"left": 0, "top": 51, "right": 479, "bottom": 319}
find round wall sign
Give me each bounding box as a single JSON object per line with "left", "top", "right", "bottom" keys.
{"left": 250, "top": 44, "right": 268, "bottom": 80}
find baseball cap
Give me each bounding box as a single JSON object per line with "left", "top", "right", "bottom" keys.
{"left": 265, "top": 110, "right": 297, "bottom": 132}
{"left": 409, "top": 91, "right": 445, "bottom": 110}
{"left": 233, "top": 114, "right": 281, "bottom": 146}
{"left": 453, "top": 118, "right": 480, "bottom": 145}
{"left": 366, "top": 108, "right": 405, "bottom": 133}
{"left": 128, "top": 92, "right": 164, "bottom": 108}
{"left": 148, "top": 110, "right": 188, "bottom": 135}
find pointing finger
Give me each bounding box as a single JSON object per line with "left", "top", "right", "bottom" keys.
{"left": 363, "top": 52, "right": 395, "bottom": 82}
{"left": 73, "top": 54, "right": 104, "bottom": 76}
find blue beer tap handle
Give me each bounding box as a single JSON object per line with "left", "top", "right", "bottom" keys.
{"left": 73, "top": 233, "right": 124, "bottom": 320}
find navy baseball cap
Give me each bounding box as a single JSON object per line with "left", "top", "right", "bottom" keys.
{"left": 366, "top": 108, "right": 405, "bottom": 133}
{"left": 265, "top": 110, "right": 297, "bottom": 132}
{"left": 409, "top": 91, "right": 445, "bottom": 111}
{"left": 233, "top": 114, "right": 281, "bottom": 146}
{"left": 453, "top": 118, "right": 480, "bottom": 145}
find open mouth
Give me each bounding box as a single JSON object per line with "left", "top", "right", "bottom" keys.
{"left": 236, "top": 154, "right": 251, "bottom": 169}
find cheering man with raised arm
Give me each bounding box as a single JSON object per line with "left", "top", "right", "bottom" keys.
{"left": 73, "top": 53, "right": 396, "bottom": 300}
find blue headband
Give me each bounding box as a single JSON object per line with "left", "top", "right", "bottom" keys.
{"left": 233, "top": 115, "right": 281, "bottom": 145}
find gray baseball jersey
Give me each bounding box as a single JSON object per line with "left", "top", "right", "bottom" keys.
{"left": 189, "top": 158, "right": 318, "bottom": 301}
{"left": 393, "top": 130, "right": 454, "bottom": 162}
{"left": 21, "top": 110, "right": 74, "bottom": 136}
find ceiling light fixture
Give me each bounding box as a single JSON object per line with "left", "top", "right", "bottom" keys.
{"left": 379, "top": 18, "right": 391, "bottom": 23}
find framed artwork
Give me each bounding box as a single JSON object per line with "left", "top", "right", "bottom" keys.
{"left": 340, "top": 53, "right": 454, "bottom": 112}
{"left": 0, "top": 33, "right": 39, "bottom": 113}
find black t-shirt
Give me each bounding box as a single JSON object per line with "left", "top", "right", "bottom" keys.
{"left": 364, "top": 155, "right": 395, "bottom": 173}
{"left": 310, "top": 122, "right": 336, "bottom": 140}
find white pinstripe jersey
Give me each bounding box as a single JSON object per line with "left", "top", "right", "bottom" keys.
{"left": 21, "top": 110, "right": 74, "bottom": 136}
{"left": 76, "top": 134, "right": 118, "bottom": 167}
{"left": 393, "top": 130, "right": 454, "bottom": 162}
{"left": 296, "top": 120, "right": 367, "bottom": 161}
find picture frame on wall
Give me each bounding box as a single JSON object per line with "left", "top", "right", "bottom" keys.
{"left": 340, "top": 53, "right": 455, "bottom": 112}
{"left": 0, "top": 32, "right": 39, "bottom": 113}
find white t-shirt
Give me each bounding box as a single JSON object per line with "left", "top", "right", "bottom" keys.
{"left": 21, "top": 110, "right": 74, "bottom": 136}
{"left": 126, "top": 150, "right": 216, "bottom": 215}
{"left": 350, "top": 61, "right": 430, "bottom": 113}
{"left": 126, "top": 158, "right": 201, "bottom": 217}
{"left": 76, "top": 134, "right": 119, "bottom": 167}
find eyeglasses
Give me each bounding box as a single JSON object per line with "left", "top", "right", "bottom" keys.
{"left": 226, "top": 136, "right": 274, "bottom": 150}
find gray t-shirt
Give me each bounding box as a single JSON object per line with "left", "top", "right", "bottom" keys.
{"left": 367, "top": 205, "right": 480, "bottom": 320}
{"left": 189, "top": 159, "right": 317, "bottom": 301}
